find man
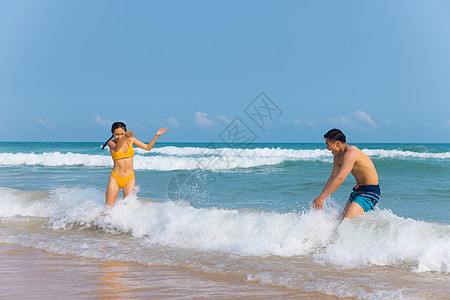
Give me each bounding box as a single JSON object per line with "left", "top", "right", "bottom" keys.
{"left": 312, "top": 129, "right": 380, "bottom": 220}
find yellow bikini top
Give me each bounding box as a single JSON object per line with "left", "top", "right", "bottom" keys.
{"left": 111, "top": 141, "right": 134, "bottom": 160}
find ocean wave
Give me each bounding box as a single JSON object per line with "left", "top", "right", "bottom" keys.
{"left": 0, "top": 147, "right": 449, "bottom": 171}
{"left": 0, "top": 152, "right": 113, "bottom": 168}
{"left": 317, "top": 212, "right": 450, "bottom": 273}
{"left": 0, "top": 148, "right": 332, "bottom": 170}
{"left": 1, "top": 187, "right": 449, "bottom": 273}
{"left": 138, "top": 145, "right": 450, "bottom": 161}
{"left": 363, "top": 149, "right": 450, "bottom": 159}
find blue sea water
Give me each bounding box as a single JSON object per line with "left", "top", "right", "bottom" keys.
{"left": 1, "top": 142, "right": 449, "bottom": 223}
{"left": 1, "top": 142, "right": 449, "bottom": 298}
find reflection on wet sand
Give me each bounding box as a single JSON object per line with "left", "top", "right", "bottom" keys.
{"left": 1, "top": 244, "right": 321, "bottom": 299}
{"left": 96, "top": 261, "right": 131, "bottom": 299}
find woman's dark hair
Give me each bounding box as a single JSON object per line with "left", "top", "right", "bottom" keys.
{"left": 102, "top": 122, "right": 127, "bottom": 150}
{"left": 324, "top": 128, "right": 346, "bottom": 143}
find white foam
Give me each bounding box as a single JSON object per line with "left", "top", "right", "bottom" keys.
{"left": 96, "top": 195, "right": 340, "bottom": 256}
{"left": 96, "top": 200, "right": 450, "bottom": 273}
{"left": 0, "top": 187, "right": 104, "bottom": 222}
{"left": 0, "top": 148, "right": 331, "bottom": 170}
{"left": 1, "top": 187, "right": 449, "bottom": 274}
{"left": 1, "top": 147, "right": 449, "bottom": 171}
{"left": 363, "top": 149, "right": 450, "bottom": 159}
{"left": 317, "top": 209, "right": 450, "bottom": 273}
{"left": 247, "top": 272, "right": 412, "bottom": 300}
{"left": 0, "top": 188, "right": 50, "bottom": 218}
{"left": 0, "top": 152, "right": 112, "bottom": 167}
{"left": 142, "top": 146, "right": 450, "bottom": 160}
{"left": 46, "top": 188, "right": 106, "bottom": 230}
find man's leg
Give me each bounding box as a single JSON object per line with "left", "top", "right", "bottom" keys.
{"left": 341, "top": 200, "right": 351, "bottom": 219}
{"left": 341, "top": 200, "right": 364, "bottom": 221}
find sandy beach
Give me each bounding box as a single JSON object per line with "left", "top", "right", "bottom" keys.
{"left": 0, "top": 243, "right": 341, "bottom": 299}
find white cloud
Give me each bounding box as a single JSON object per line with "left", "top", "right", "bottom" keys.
{"left": 217, "top": 115, "right": 231, "bottom": 124}
{"left": 327, "top": 116, "right": 352, "bottom": 127}
{"left": 306, "top": 120, "right": 316, "bottom": 127}
{"left": 94, "top": 114, "right": 112, "bottom": 126}
{"left": 149, "top": 116, "right": 180, "bottom": 128}
{"left": 385, "top": 119, "right": 408, "bottom": 127}
{"left": 37, "top": 118, "right": 56, "bottom": 130}
{"left": 326, "top": 111, "right": 378, "bottom": 130}
{"left": 354, "top": 110, "right": 378, "bottom": 128}
{"left": 195, "top": 112, "right": 214, "bottom": 127}
{"left": 293, "top": 120, "right": 302, "bottom": 125}
{"left": 165, "top": 117, "right": 180, "bottom": 128}
{"left": 149, "top": 117, "right": 162, "bottom": 126}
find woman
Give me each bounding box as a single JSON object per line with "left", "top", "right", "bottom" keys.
{"left": 102, "top": 122, "right": 167, "bottom": 206}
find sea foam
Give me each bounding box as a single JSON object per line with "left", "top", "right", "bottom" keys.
{"left": 1, "top": 187, "right": 449, "bottom": 273}
{"left": 1, "top": 147, "right": 449, "bottom": 171}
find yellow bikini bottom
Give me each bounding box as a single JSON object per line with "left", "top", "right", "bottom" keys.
{"left": 111, "top": 171, "right": 135, "bottom": 188}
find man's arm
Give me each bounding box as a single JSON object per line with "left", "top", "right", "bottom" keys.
{"left": 312, "top": 158, "right": 339, "bottom": 210}
{"left": 312, "top": 150, "right": 358, "bottom": 209}
{"left": 323, "top": 163, "right": 339, "bottom": 191}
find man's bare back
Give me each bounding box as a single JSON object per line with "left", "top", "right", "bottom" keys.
{"left": 334, "top": 144, "right": 378, "bottom": 187}
{"left": 312, "top": 129, "right": 380, "bottom": 220}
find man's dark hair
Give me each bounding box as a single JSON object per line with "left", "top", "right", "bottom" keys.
{"left": 324, "top": 128, "right": 346, "bottom": 143}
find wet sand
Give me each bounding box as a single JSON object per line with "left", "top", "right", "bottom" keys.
{"left": 0, "top": 243, "right": 340, "bottom": 299}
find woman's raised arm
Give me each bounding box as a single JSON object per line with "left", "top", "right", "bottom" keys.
{"left": 132, "top": 128, "right": 167, "bottom": 151}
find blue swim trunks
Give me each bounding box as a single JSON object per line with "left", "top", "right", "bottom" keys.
{"left": 349, "top": 185, "right": 380, "bottom": 212}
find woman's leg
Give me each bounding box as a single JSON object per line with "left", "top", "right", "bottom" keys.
{"left": 106, "top": 173, "right": 120, "bottom": 206}
{"left": 122, "top": 174, "right": 136, "bottom": 198}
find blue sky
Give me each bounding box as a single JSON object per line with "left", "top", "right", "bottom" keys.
{"left": 1, "top": 0, "right": 450, "bottom": 143}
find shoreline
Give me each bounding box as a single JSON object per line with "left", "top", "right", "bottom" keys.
{"left": 0, "top": 243, "right": 340, "bottom": 299}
